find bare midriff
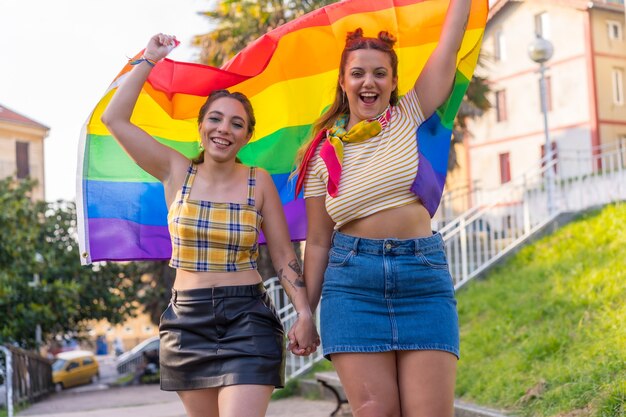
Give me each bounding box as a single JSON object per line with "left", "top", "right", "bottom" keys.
{"left": 339, "top": 201, "right": 432, "bottom": 239}
{"left": 173, "top": 269, "right": 263, "bottom": 290}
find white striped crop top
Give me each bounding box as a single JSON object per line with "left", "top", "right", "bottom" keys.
{"left": 303, "top": 88, "right": 425, "bottom": 229}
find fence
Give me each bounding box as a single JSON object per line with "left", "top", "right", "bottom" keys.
{"left": 0, "top": 345, "right": 54, "bottom": 417}
{"left": 440, "top": 142, "right": 626, "bottom": 289}
{"left": 263, "top": 278, "right": 324, "bottom": 381}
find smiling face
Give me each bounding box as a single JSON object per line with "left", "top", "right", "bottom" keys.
{"left": 198, "top": 97, "right": 251, "bottom": 162}
{"left": 340, "top": 49, "right": 398, "bottom": 129}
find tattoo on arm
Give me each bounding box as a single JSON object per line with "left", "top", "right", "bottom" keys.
{"left": 288, "top": 259, "right": 303, "bottom": 276}
{"left": 277, "top": 267, "right": 297, "bottom": 293}
{"left": 288, "top": 259, "right": 306, "bottom": 288}
{"left": 277, "top": 259, "right": 306, "bottom": 296}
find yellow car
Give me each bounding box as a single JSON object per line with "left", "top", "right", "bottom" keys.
{"left": 52, "top": 350, "right": 99, "bottom": 390}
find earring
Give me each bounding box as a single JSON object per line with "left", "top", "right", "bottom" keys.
{"left": 198, "top": 142, "right": 205, "bottom": 152}
{"left": 342, "top": 91, "right": 346, "bottom": 105}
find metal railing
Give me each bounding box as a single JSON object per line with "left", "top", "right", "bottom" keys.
{"left": 0, "top": 161, "right": 42, "bottom": 182}
{"left": 263, "top": 278, "right": 323, "bottom": 381}
{"left": 1, "top": 345, "right": 54, "bottom": 417}
{"left": 441, "top": 142, "right": 626, "bottom": 289}
{"left": 597, "top": 0, "right": 624, "bottom": 6}
{"left": 115, "top": 336, "right": 160, "bottom": 375}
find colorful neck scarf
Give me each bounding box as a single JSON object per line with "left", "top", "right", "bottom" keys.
{"left": 296, "top": 107, "right": 391, "bottom": 197}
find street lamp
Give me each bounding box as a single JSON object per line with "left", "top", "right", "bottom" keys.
{"left": 528, "top": 34, "right": 555, "bottom": 215}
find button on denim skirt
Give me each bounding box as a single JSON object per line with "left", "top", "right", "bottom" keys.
{"left": 320, "top": 231, "right": 459, "bottom": 359}
{"left": 159, "top": 283, "right": 285, "bottom": 391}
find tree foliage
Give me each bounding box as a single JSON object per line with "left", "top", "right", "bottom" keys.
{"left": 193, "top": 0, "right": 337, "bottom": 66}
{"left": 131, "top": 261, "right": 176, "bottom": 326}
{"left": 0, "top": 177, "right": 140, "bottom": 349}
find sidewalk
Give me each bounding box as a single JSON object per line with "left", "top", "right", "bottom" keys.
{"left": 16, "top": 384, "right": 337, "bottom": 417}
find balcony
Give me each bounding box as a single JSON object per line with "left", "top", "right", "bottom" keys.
{"left": 595, "top": 0, "right": 624, "bottom": 6}
{"left": 0, "top": 160, "right": 42, "bottom": 181}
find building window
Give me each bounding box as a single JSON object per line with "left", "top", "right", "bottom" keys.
{"left": 495, "top": 89, "right": 507, "bottom": 122}
{"left": 612, "top": 68, "right": 624, "bottom": 105}
{"left": 16, "top": 141, "right": 30, "bottom": 179}
{"left": 494, "top": 29, "right": 506, "bottom": 61}
{"left": 541, "top": 142, "right": 559, "bottom": 174}
{"left": 607, "top": 20, "right": 623, "bottom": 41}
{"left": 535, "top": 12, "right": 551, "bottom": 39}
{"left": 538, "top": 75, "right": 553, "bottom": 112}
{"left": 499, "top": 152, "right": 511, "bottom": 184}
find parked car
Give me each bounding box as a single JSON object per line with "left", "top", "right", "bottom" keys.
{"left": 116, "top": 336, "right": 159, "bottom": 375}
{"left": 52, "top": 350, "right": 99, "bottom": 391}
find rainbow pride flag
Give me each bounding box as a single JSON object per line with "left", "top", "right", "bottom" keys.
{"left": 77, "top": 0, "right": 488, "bottom": 264}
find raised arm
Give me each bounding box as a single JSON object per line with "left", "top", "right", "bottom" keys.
{"left": 101, "top": 34, "right": 186, "bottom": 183}
{"left": 303, "top": 196, "right": 335, "bottom": 313}
{"left": 414, "top": 0, "right": 472, "bottom": 119}
{"left": 257, "top": 170, "right": 319, "bottom": 353}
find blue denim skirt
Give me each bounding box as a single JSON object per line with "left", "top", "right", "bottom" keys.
{"left": 320, "top": 231, "right": 459, "bottom": 359}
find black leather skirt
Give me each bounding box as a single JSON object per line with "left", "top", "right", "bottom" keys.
{"left": 159, "top": 283, "right": 285, "bottom": 391}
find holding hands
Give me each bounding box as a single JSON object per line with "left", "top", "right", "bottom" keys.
{"left": 287, "top": 311, "right": 320, "bottom": 356}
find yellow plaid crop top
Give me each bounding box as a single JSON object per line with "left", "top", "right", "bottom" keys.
{"left": 167, "top": 163, "right": 263, "bottom": 272}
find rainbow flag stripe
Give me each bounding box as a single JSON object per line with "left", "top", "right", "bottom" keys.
{"left": 77, "top": 0, "right": 488, "bottom": 264}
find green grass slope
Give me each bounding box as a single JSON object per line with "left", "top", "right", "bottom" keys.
{"left": 456, "top": 204, "right": 626, "bottom": 416}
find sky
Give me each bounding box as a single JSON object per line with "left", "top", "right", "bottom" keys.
{"left": 0, "top": 0, "right": 211, "bottom": 202}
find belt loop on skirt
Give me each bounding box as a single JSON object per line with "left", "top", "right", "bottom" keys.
{"left": 171, "top": 288, "right": 178, "bottom": 304}
{"left": 352, "top": 235, "right": 360, "bottom": 255}
{"left": 413, "top": 238, "right": 420, "bottom": 256}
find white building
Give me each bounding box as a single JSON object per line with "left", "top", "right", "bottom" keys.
{"left": 455, "top": 0, "right": 626, "bottom": 202}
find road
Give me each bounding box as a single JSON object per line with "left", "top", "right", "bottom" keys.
{"left": 16, "top": 384, "right": 339, "bottom": 417}
{"left": 12, "top": 355, "right": 339, "bottom": 417}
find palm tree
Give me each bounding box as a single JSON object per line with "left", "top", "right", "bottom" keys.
{"left": 450, "top": 72, "right": 491, "bottom": 172}
{"left": 194, "top": 0, "right": 337, "bottom": 66}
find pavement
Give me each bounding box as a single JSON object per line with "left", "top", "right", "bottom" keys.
{"left": 9, "top": 354, "right": 507, "bottom": 417}
{"left": 15, "top": 384, "right": 338, "bottom": 417}
{"left": 12, "top": 354, "right": 338, "bottom": 417}
{"left": 10, "top": 354, "right": 337, "bottom": 417}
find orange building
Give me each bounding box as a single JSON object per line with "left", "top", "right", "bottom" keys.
{"left": 0, "top": 104, "right": 49, "bottom": 200}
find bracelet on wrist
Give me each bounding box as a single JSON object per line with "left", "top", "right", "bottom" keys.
{"left": 129, "top": 55, "right": 157, "bottom": 67}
